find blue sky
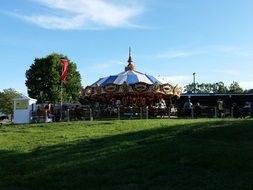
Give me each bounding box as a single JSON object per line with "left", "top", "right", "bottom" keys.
{"left": 1, "top": 0, "right": 253, "bottom": 95}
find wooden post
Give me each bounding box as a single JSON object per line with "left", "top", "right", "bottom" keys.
{"left": 146, "top": 106, "right": 149, "bottom": 120}
{"left": 60, "top": 80, "right": 63, "bottom": 121}
{"left": 67, "top": 109, "right": 70, "bottom": 122}
{"left": 214, "top": 106, "right": 217, "bottom": 118}
{"left": 231, "top": 106, "right": 234, "bottom": 118}
{"left": 90, "top": 108, "right": 93, "bottom": 121}
{"left": 118, "top": 107, "right": 120, "bottom": 120}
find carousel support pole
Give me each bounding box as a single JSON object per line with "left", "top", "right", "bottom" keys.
{"left": 90, "top": 108, "right": 93, "bottom": 121}
{"left": 169, "top": 97, "right": 172, "bottom": 119}
{"left": 168, "top": 107, "right": 171, "bottom": 119}
{"left": 214, "top": 106, "right": 217, "bottom": 118}
{"left": 118, "top": 106, "right": 121, "bottom": 120}
{"left": 231, "top": 106, "right": 234, "bottom": 118}
{"left": 146, "top": 106, "right": 149, "bottom": 120}
{"left": 98, "top": 106, "right": 101, "bottom": 119}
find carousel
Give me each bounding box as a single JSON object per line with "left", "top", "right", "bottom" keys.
{"left": 83, "top": 49, "right": 182, "bottom": 118}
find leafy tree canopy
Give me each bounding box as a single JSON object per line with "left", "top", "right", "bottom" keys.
{"left": 184, "top": 81, "right": 244, "bottom": 93}
{"left": 0, "top": 88, "right": 22, "bottom": 115}
{"left": 228, "top": 81, "right": 244, "bottom": 93}
{"left": 25, "top": 53, "right": 82, "bottom": 104}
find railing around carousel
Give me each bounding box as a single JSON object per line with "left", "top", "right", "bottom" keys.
{"left": 67, "top": 105, "right": 177, "bottom": 120}
{"left": 90, "top": 105, "right": 175, "bottom": 120}
{"left": 31, "top": 106, "right": 91, "bottom": 123}
{"left": 31, "top": 104, "right": 251, "bottom": 122}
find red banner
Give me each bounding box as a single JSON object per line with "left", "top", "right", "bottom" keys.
{"left": 60, "top": 58, "right": 69, "bottom": 81}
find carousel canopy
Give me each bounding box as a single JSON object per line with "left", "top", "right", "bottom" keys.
{"left": 91, "top": 70, "right": 164, "bottom": 87}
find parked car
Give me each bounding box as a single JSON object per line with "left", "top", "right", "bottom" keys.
{"left": 0, "top": 115, "right": 11, "bottom": 125}
{"left": 0, "top": 115, "right": 9, "bottom": 120}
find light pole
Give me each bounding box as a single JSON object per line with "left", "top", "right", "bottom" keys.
{"left": 193, "top": 72, "right": 196, "bottom": 93}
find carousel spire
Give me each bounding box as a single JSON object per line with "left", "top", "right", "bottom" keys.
{"left": 125, "top": 46, "right": 136, "bottom": 71}
{"left": 128, "top": 47, "right": 132, "bottom": 64}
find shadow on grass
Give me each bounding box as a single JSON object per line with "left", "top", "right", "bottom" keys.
{"left": 1, "top": 119, "right": 253, "bottom": 190}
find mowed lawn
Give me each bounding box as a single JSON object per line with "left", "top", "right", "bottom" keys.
{"left": 1, "top": 118, "right": 253, "bottom": 190}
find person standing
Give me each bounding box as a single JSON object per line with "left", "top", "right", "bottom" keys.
{"left": 44, "top": 105, "right": 55, "bottom": 122}
{"left": 217, "top": 99, "right": 224, "bottom": 118}
{"left": 194, "top": 102, "right": 201, "bottom": 118}
{"left": 232, "top": 102, "right": 240, "bottom": 118}
{"left": 183, "top": 99, "right": 193, "bottom": 118}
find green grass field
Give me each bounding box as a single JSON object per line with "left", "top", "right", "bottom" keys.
{"left": 1, "top": 118, "right": 253, "bottom": 190}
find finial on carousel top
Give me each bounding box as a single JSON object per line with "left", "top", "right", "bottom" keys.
{"left": 125, "top": 47, "right": 136, "bottom": 71}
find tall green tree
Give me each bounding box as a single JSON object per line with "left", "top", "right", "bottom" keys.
{"left": 184, "top": 82, "right": 214, "bottom": 93}
{"left": 229, "top": 81, "right": 244, "bottom": 93}
{"left": 184, "top": 83, "right": 196, "bottom": 93}
{"left": 0, "top": 88, "right": 22, "bottom": 115}
{"left": 212, "top": 82, "right": 228, "bottom": 93}
{"left": 184, "top": 81, "right": 243, "bottom": 93}
{"left": 25, "top": 53, "right": 82, "bottom": 104}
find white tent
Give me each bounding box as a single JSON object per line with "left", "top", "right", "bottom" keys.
{"left": 13, "top": 95, "right": 37, "bottom": 124}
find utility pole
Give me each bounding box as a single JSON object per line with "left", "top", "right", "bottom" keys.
{"left": 193, "top": 72, "right": 196, "bottom": 93}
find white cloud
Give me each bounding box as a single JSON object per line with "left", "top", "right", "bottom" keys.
{"left": 238, "top": 81, "right": 253, "bottom": 90}
{"left": 210, "top": 45, "right": 253, "bottom": 57}
{"left": 158, "top": 50, "right": 194, "bottom": 59}
{"left": 157, "top": 45, "right": 253, "bottom": 60}
{"left": 215, "top": 45, "right": 242, "bottom": 54}
{"left": 156, "top": 75, "right": 191, "bottom": 87}
{"left": 95, "top": 63, "right": 112, "bottom": 70}
{"left": 212, "top": 69, "right": 240, "bottom": 76}
{"left": 158, "top": 49, "right": 206, "bottom": 59}
{"left": 8, "top": 0, "right": 144, "bottom": 29}
{"left": 94, "top": 60, "right": 125, "bottom": 70}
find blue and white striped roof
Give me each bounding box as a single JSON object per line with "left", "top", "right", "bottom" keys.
{"left": 91, "top": 70, "right": 164, "bottom": 87}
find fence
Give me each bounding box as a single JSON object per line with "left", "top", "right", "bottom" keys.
{"left": 31, "top": 104, "right": 252, "bottom": 122}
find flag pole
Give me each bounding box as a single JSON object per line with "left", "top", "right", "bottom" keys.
{"left": 60, "top": 58, "right": 64, "bottom": 121}
{"left": 60, "top": 57, "right": 69, "bottom": 121}
{"left": 60, "top": 79, "right": 63, "bottom": 121}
